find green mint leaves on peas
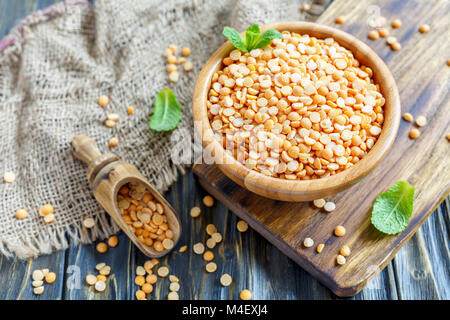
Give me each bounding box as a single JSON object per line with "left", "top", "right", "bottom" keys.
{"left": 222, "top": 24, "right": 282, "bottom": 52}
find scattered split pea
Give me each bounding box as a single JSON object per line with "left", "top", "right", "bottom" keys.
{"left": 169, "top": 275, "right": 179, "bottom": 282}
{"left": 3, "top": 171, "right": 15, "bottom": 183}
{"left": 203, "top": 251, "right": 214, "bottom": 261}
{"left": 240, "top": 289, "right": 252, "bottom": 300}
{"left": 104, "top": 119, "right": 116, "bottom": 128}
{"left": 43, "top": 213, "right": 55, "bottom": 224}
{"left": 316, "top": 243, "right": 325, "bottom": 253}
{"left": 15, "top": 209, "right": 28, "bottom": 220}
{"left": 206, "top": 224, "right": 217, "bottom": 235}
{"left": 237, "top": 220, "right": 248, "bottom": 232}
{"left": 324, "top": 201, "right": 336, "bottom": 212}
{"left": 108, "top": 137, "right": 119, "bottom": 148}
{"left": 32, "top": 270, "right": 44, "bottom": 281}
{"left": 136, "top": 290, "right": 146, "bottom": 300}
{"left": 415, "top": 115, "right": 427, "bottom": 127}
{"left": 386, "top": 36, "right": 397, "bottom": 45}
{"left": 169, "top": 71, "right": 179, "bottom": 82}
{"left": 390, "top": 41, "right": 401, "bottom": 51}
{"left": 403, "top": 113, "right": 413, "bottom": 122}
{"left": 45, "top": 272, "right": 56, "bottom": 284}
{"left": 190, "top": 206, "right": 201, "bottom": 218}
{"left": 94, "top": 280, "right": 106, "bottom": 292}
{"left": 419, "top": 24, "right": 430, "bottom": 33}
{"left": 335, "top": 16, "right": 346, "bottom": 24}
{"left": 206, "top": 238, "right": 216, "bottom": 249}
{"left": 168, "top": 291, "right": 179, "bottom": 300}
{"left": 135, "top": 275, "right": 145, "bottom": 286}
{"left": 303, "top": 237, "right": 314, "bottom": 248}
{"left": 33, "top": 286, "right": 45, "bottom": 295}
{"left": 184, "top": 61, "right": 193, "bottom": 72}
{"left": 313, "top": 199, "right": 326, "bottom": 208}
{"left": 368, "top": 30, "right": 379, "bottom": 40}
{"left": 39, "top": 204, "right": 54, "bottom": 216}
{"left": 96, "top": 242, "right": 108, "bottom": 253}
{"left": 83, "top": 217, "right": 95, "bottom": 229}
{"left": 127, "top": 105, "right": 134, "bottom": 115}
{"left": 409, "top": 128, "right": 420, "bottom": 139}
{"left": 96, "top": 262, "right": 106, "bottom": 271}
{"left": 169, "top": 281, "right": 181, "bottom": 292}
{"left": 167, "top": 64, "right": 177, "bottom": 73}
{"left": 205, "top": 262, "right": 217, "bottom": 273}
{"left": 340, "top": 245, "right": 351, "bottom": 257}
{"left": 98, "top": 95, "right": 110, "bottom": 107}
{"left": 203, "top": 195, "right": 214, "bottom": 207}
{"left": 178, "top": 245, "right": 188, "bottom": 253}
{"left": 391, "top": 19, "right": 402, "bottom": 28}
{"left": 336, "top": 255, "right": 346, "bottom": 265}
{"left": 157, "top": 266, "right": 169, "bottom": 277}
{"left": 107, "top": 236, "right": 119, "bottom": 247}
{"left": 193, "top": 242, "right": 205, "bottom": 255}
{"left": 86, "top": 274, "right": 97, "bottom": 285}
{"left": 301, "top": 3, "right": 311, "bottom": 12}
{"left": 181, "top": 47, "right": 191, "bottom": 56}
{"left": 334, "top": 225, "right": 346, "bottom": 237}
{"left": 378, "top": 28, "right": 389, "bottom": 37}
{"left": 220, "top": 273, "right": 232, "bottom": 286}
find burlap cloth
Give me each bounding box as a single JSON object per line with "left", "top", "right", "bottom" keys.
{"left": 0, "top": 0, "right": 324, "bottom": 259}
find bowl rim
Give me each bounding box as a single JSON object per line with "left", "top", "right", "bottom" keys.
{"left": 193, "top": 21, "right": 400, "bottom": 196}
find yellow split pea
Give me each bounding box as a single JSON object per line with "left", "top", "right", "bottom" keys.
{"left": 207, "top": 31, "right": 385, "bottom": 181}
{"left": 15, "top": 209, "right": 28, "bottom": 220}
{"left": 203, "top": 195, "right": 214, "bottom": 207}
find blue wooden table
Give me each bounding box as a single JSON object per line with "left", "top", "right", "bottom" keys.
{"left": 0, "top": 0, "right": 448, "bottom": 300}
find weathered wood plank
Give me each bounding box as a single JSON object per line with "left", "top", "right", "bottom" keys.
{"left": 392, "top": 199, "right": 449, "bottom": 300}
{"left": 0, "top": 251, "right": 66, "bottom": 300}
{"left": 63, "top": 232, "right": 133, "bottom": 300}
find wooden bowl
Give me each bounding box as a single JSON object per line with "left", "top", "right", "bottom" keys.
{"left": 193, "top": 21, "right": 400, "bottom": 202}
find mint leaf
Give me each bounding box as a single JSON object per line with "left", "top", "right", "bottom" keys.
{"left": 222, "top": 24, "right": 281, "bottom": 52}
{"left": 371, "top": 181, "right": 415, "bottom": 235}
{"left": 149, "top": 88, "right": 181, "bottom": 132}
{"left": 245, "top": 24, "right": 260, "bottom": 51}
{"left": 252, "top": 29, "right": 283, "bottom": 49}
{"left": 222, "top": 27, "right": 247, "bottom": 52}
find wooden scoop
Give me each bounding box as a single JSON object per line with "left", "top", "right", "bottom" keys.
{"left": 71, "top": 134, "right": 181, "bottom": 258}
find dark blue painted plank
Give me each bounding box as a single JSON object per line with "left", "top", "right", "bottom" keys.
{"left": 0, "top": 251, "right": 66, "bottom": 300}
{"left": 392, "top": 199, "right": 449, "bottom": 300}
{"left": 63, "top": 232, "right": 133, "bottom": 300}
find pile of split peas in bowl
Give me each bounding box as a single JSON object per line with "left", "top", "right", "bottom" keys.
{"left": 207, "top": 31, "right": 386, "bottom": 181}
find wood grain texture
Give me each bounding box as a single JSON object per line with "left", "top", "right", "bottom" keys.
{"left": 0, "top": 0, "right": 448, "bottom": 300}
{"left": 193, "top": 0, "right": 450, "bottom": 296}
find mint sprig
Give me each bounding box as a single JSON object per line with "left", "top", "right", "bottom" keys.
{"left": 222, "top": 24, "right": 282, "bottom": 52}
{"left": 149, "top": 88, "right": 181, "bottom": 132}
{"left": 371, "top": 181, "right": 415, "bottom": 235}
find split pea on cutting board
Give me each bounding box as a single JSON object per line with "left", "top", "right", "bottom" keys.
{"left": 194, "top": 0, "right": 450, "bottom": 297}
{"left": 71, "top": 134, "right": 181, "bottom": 258}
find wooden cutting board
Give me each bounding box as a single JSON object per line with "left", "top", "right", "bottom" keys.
{"left": 193, "top": 0, "right": 450, "bottom": 297}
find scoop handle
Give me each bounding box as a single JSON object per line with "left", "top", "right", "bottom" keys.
{"left": 71, "top": 134, "right": 102, "bottom": 165}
